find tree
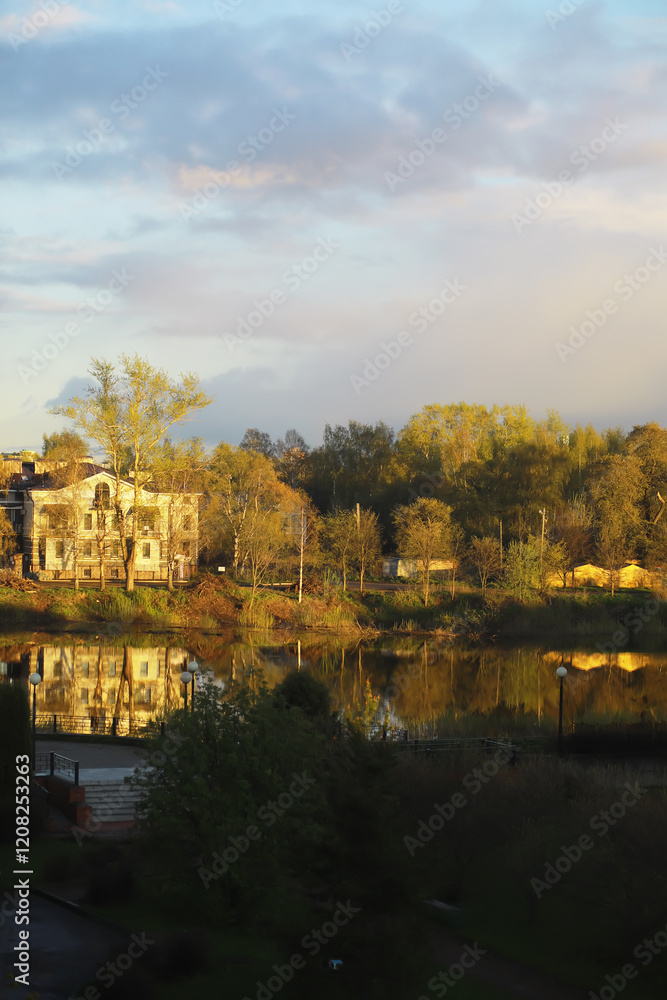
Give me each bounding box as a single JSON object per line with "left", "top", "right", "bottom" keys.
{"left": 290, "top": 502, "right": 318, "bottom": 604}
{"left": 0, "top": 508, "right": 17, "bottom": 569}
{"left": 448, "top": 523, "right": 465, "bottom": 599}
{"left": 596, "top": 522, "right": 628, "bottom": 597}
{"left": 321, "top": 509, "right": 357, "bottom": 591}
{"left": 469, "top": 536, "right": 501, "bottom": 596}
{"left": 275, "top": 429, "right": 310, "bottom": 488}
{"left": 307, "top": 421, "right": 396, "bottom": 512}
{"left": 93, "top": 480, "right": 112, "bottom": 590}
{"left": 552, "top": 500, "right": 592, "bottom": 587}
{"left": 150, "top": 439, "right": 207, "bottom": 591}
{"left": 51, "top": 354, "right": 212, "bottom": 592}
{"left": 42, "top": 430, "right": 88, "bottom": 459}
{"left": 241, "top": 480, "right": 300, "bottom": 600}
{"left": 202, "top": 444, "right": 280, "bottom": 577}
{"left": 503, "top": 539, "right": 540, "bottom": 602}
{"left": 587, "top": 454, "right": 643, "bottom": 592}
{"left": 239, "top": 428, "right": 276, "bottom": 459}
{"left": 392, "top": 498, "right": 452, "bottom": 606}
{"left": 352, "top": 507, "right": 382, "bottom": 594}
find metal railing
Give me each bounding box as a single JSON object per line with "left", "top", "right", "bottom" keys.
{"left": 35, "top": 713, "right": 162, "bottom": 737}
{"left": 390, "top": 735, "right": 550, "bottom": 755}
{"left": 34, "top": 751, "right": 79, "bottom": 785}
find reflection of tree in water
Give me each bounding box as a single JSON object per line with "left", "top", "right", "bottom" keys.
{"left": 7, "top": 635, "right": 667, "bottom": 734}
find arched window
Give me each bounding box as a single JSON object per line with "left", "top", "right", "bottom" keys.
{"left": 94, "top": 482, "right": 111, "bottom": 509}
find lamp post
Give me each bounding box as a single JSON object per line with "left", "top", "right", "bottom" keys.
{"left": 180, "top": 669, "right": 193, "bottom": 710}
{"left": 188, "top": 660, "right": 199, "bottom": 711}
{"left": 556, "top": 665, "right": 567, "bottom": 755}
{"left": 29, "top": 672, "right": 41, "bottom": 771}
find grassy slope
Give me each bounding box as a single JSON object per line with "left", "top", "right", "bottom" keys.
{"left": 0, "top": 575, "right": 665, "bottom": 640}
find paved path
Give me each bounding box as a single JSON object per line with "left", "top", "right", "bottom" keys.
{"left": 36, "top": 738, "right": 148, "bottom": 770}
{"left": 0, "top": 893, "right": 133, "bottom": 1000}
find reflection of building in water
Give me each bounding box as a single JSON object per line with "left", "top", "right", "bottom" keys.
{"left": 27, "top": 645, "right": 192, "bottom": 722}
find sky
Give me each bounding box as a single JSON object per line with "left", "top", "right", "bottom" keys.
{"left": 1, "top": 0, "right": 666, "bottom": 453}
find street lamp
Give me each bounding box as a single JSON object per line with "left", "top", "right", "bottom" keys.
{"left": 556, "top": 665, "right": 567, "bottom": 755}
{"left": 29, "top": 672, "right": 41, "bottom": 771}
{"left": 188, "top": 660, "right": 199, "bottom": 710}
{"left": 180, "top": 669, "right": 193, "bottom": 710}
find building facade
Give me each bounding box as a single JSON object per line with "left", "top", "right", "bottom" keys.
{"left": 1, "top": 459, "right": 199, "bottom": 582}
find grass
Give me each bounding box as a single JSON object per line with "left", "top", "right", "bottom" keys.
{"left": 2, "top": 575, "right": 667, "bottom": 642}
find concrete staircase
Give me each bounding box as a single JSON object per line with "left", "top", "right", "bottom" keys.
{"left": 77, "top": 768, "right": 146, "bottom": 832}
{"left": 82, "top": 779, "right": 144, "bottom": 828}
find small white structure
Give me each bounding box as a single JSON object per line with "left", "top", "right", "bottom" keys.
{"left": 382, "top": 557, "right": 454, "bottom": 578}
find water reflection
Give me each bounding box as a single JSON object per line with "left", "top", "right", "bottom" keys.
{"left": 2, "top": 635, "right": 667, "bottom": 735}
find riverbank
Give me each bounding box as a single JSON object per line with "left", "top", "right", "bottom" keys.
{"left": 0, "top": 574, "right": 664, "bottom": 644}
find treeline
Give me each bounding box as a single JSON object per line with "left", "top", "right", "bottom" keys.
{"left": 232, "top": 404, "right": 667, "bottom": 593}
{"left": 28, "top": 361, "right": 667, "bottom": 597}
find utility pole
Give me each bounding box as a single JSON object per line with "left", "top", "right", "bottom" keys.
{"left": 539, "top": 508, "right": 547, "bottom": 580}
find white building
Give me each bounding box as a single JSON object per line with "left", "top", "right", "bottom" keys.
{"left": 1, "top": 460, "right": 199, "bottom": 582}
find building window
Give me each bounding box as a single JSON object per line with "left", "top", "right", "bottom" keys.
{"left": 107, "top": 688, "right": 116, "bottom": 704}
{"left": 183, "top": 515, "right": 192, "bottom": 531}
{"left": 52, "top": 662, "right": 62, "bottom": 679}
{"left": 140, "top": 661, "right": 149, "bottom": 677}
{"left": 84, "top": 513, "right": 93, "bottom": 530}
{"left": 182, "top": 541, "right": 190, "bottom": 557}
{"left": 111, "top": 568, "right": 119, "bottom": 579}
{"left": 48, "top": 510, "right": 68, "bottom": 530}
{"left": 83, "top": 567, "right": 92, "bottom": 579}
{"left": 94, "top": 482, "right": 111, "bottom": 509}
{"left": 135, "top": 686, "right": 152, "bottom": 704}
{"left": 81, "top": 661, "right": 89, "bottom": 678}
{"left": 143, "top": 542, "right": 151, "bottom": 559}
{"left": 80, "top": 688, "right": 89, "bottom": 704}
{"left": 55, "top": 541, "right": 64, "bottom": 559}
{"left": 111, "top": 541, "right": 120, "bottom": 558}
{"left": 108, "top": 661, "right": 116, "bottom": 677}
{"left": 83, "top": 541, "right": 92, "bottom": 558}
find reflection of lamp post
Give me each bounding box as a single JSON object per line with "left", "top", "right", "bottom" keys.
{"left": 556, "top": 666, "right": 567, "bottom": 755}
{"left": 29, "top": 672, "right": 41, "bottom": 771}
{"left": 180, "top": 669, "right": 193, "bottom": 710}
{"left": 188, "top": 660, "right": 199, "bottom": 711}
